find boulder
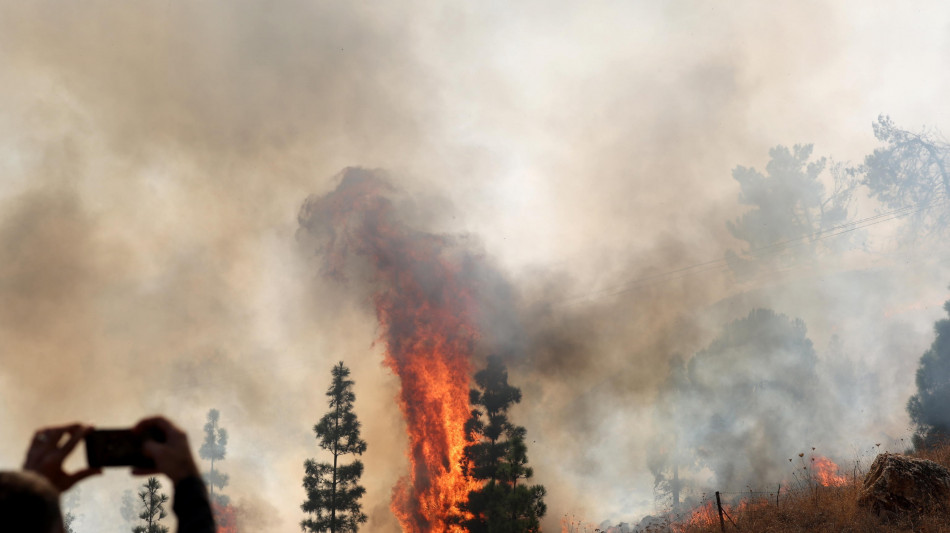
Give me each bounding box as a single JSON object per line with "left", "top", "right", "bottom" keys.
{"left": 857, "top": 453, "right": 950, "bottom": 516}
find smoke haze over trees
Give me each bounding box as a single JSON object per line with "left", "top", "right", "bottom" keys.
{"left": 725, "top": 144, "right": 858, "bottom": 274}
{"left": 199, "top": 408, "right": 229, "bottom": 507}
{"left": 908, "top": 296, "right": 950, "bottom": 450}
{"left": 3, "top": 2, "right": 950, "bottom": 531}
{"left": 863, "top": 115, "right": 950, "bottom": 240}
{"left": 649, "top": 309, "right": 838, "bottom": 499}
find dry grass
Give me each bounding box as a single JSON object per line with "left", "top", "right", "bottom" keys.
{"left": 670, "top": 444, "right": 950, "bottom": 533}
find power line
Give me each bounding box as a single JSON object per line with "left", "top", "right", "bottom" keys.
{"left": 559, "top": 200, "right": 947, "bottom": 304}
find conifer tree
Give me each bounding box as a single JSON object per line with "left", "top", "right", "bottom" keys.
{"left": 908, "top": 296, "right": 950, "bottom": 449}
{"left": 199, "top": 408, "right": 229, "bottom": 506}
{"left": 301, "top": 361, "right": 368, "bottom": 533}
{"left": 863, "top": 116, "right": 950, "bottom": 239}
{"left": 133, "top": 477, "right": 169, "bottom": 533}
{"left": 62, "top": 487, "right": 80, "bottom": 533}
{"left": 460, "top": 355, "right": 546, "bottom": 533}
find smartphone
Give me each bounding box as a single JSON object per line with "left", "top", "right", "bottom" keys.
{"left": 85, "top": 428, "right": 162, "bottom": 468}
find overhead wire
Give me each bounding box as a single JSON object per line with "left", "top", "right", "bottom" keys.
{"left": 558, "top": 199, "right": 947, "bottom": 304}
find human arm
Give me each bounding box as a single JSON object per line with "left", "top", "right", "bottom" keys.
{"left": 132, "top": 416, "right": 216, "bottom": 533}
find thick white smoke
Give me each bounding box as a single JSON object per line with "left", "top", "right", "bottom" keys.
{"left": 2, "top": 2, "right": 950, "bottom": 531}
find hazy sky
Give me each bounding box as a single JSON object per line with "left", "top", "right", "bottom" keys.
{"left": 2, "top": 1, "right": 950, "bottom": 531}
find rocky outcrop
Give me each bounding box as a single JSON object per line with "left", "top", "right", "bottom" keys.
{"left": 857, "top": 453, "right": 950, "bottom": 516}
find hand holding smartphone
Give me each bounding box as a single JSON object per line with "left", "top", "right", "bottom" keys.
{"left": 84, "top": 427, "right": 167, "bottom": 468}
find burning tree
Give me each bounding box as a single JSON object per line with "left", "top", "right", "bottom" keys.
{"left": 459, "top": 355, "right": 546, "bottom": 532}
{"left": 199, "top": 408, "right": 229, "bottom": 507}
{"left": 301, "top": 361, "right": 368, "bottom": 533}
{"left": 908, "top": 296, "right": 950, "bottom": 449}
{"left": 298, "top": 168, "right": 506, "bottom": 531}
{"left": 133, "top": 477, "right": 170, "bottom": 533}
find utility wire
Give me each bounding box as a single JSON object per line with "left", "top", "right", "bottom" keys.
{"left": 559, "top": 200, "right": 947, "bottom": 304}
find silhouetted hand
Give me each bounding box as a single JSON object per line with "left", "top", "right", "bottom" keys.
{"left": 23, "top": 423, "right": 102, "bottom": 493}
{"left": 132, "top": 416, "right": 201, "bottom": 484}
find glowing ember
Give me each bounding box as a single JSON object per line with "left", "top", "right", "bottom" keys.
{"left": 299, "top": 169, "right": 481, "bottom": 532}
{"left": 212, "top": 502, "right": 238, "bottom": 533}
{"left": 812, "top": 455, "right": 847, "bottom": 487}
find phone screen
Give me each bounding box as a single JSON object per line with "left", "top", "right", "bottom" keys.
{"left": 85, "top": 429, "right": 155, "bottom": 468}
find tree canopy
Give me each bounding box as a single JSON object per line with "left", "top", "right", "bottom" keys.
{"left": 863, "top": 115, "right": 950, "bottom": 239}
{"left": 133, "top": 477, "right": 169, "bottom": 533}
{"left": 908, "top": 297, "right": 950, "bottom": 449}
{"left": 726, "top": 144, "right": 856, "bottom": 273}
{"left": 665, "top": 309, "right": 834, "bottom": 490}
{"left": 199, "top": 408, "right": 229, "bottom": 506}
{"left": 459, "top": 355, "right": 546, "bottom": 533}
{"left": 301, "top": 361, "right": 368, "bottom": 533}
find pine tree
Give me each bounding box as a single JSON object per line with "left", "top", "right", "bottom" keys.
{"left": 62, "top": 487, "right": 80, "bottom": 533}
{"left": 724, "top": 144, "right": 857, "bottom": 275}
{"left": 460, "top": 355, "right": 546, "bottom": 533}
{"left": 133, "top": 477, "right": 169, "bottom": 533}
{"left": 301, "top": 361, "right": 368, "bottom": 533}
{"left": 908, "top": 296, "right": 950, "bottom": 449}
{"left": 199, "top": 408, "right": 229, "bottom": 506}
{"left": 863, "top": 115, "right": 950, "bottom": 239}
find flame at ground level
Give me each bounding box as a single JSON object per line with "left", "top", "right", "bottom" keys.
{"left": 211, "top": 501, "right": 238, "bottom": 533}
{"left": 384, "top": 337, "right": 481, "bottom": 532}
{"left": 299, "top": 170, "right": 485, "bottom": 531}
{"left": 671, "top": 497, "right": 770, "bottom": 532}
{"left": 674, "top": 500, "right": 719, "bottom": 531}
{"left": 812, "top": 455, "right": 848, "bottom": 487}
{"left": 372, "top": 217, "right": 483, "bottom": 531}
{"left": 669, "top": 456, "right": 848, "bottom": 531}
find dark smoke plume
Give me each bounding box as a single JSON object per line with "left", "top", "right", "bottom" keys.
{"left": 297, "top": 167, "right": 524, "bottom": 531}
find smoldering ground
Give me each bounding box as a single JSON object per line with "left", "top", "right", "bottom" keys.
{"left": 3, "top": 1, "right": 950, "bottom": 532}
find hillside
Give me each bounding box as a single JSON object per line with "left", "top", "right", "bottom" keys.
{"left": 666, "top": 444, "right": 950, "bottom": 533}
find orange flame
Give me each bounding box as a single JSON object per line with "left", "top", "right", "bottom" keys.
{"left": 211, "top": 502, "right": 238, "bottom": 533}
{"left": 380, "top": 281, "right": 481, "bottom": 532}
{"left": 811, "top": 455, "right": 847, "bottom": 487}
{"left": 672, "top": 500, "right": 719, "bottom": 532}
{"left": 671, "top": 497, "right": 771, "bottom": 533}
{"left": 300, "top": 171, "right": 481, "bottom": 531}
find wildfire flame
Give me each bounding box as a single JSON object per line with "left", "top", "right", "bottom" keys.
{"left": 812, "top": 455, "right": 847, "bottom": 487}
{"left": 672, "top": 500, "right": 719, "bottom": 532}
{"left": 670, "top": 457, "right": 847, "bottom": 531}
{"left": 672, "top": 497, "right": 770, "bottom": 532}
{"left": 299, "top": 169, "right": 481, "bottom": 532}
{"left": 211, "top": 502, "right": 238, "bottom": 533}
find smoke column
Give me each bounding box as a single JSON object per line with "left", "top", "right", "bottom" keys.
{"left": 298, "top": 168, "right": 488, "bottom": 532}
{"left": 2, "top": 2, "right": 950, "bottom": 531}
